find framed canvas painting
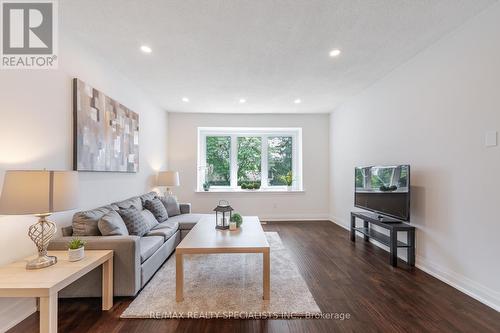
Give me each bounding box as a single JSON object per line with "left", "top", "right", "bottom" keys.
{"left": 73, "top": 78, "right": 139, "bottom": 172}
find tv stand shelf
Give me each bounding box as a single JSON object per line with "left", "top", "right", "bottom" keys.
{"left": 352, "top": 227, "right": 410, "bottom": 248}
{"left": 350, "top": 212, "right": 415, "bottom": 267}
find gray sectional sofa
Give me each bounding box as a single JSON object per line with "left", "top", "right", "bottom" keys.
{"left": 48, "top": 192, "right": 211, "bottom": 298}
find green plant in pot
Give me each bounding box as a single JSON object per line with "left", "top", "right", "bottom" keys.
{"left": 68, "top": 238, "right": 86, "bottom": 262}
{"left": 230, "top": 213, "right": 243, "bottom": 228}
{"left": 203, "top": 181, "right": 211, "bottom": 191}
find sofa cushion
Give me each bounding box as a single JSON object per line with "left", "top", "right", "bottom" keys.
{"left": 144, "top": 198, "right": 169, "bottom": 222}
{"left": 141, "top": 209, "right": 159, "bottom": 230}
{"left": 166, "top": 213, "right": 209, "bottom": 230}
{"left": 139, "top": 236, "right": 163, "bottom": 263}
{"left": 98, "top": 210, "right": 129, "bottom": 236}
{"left": 104, "top": 203, "right": 120, "bottom": 211}
{"left": 145, "top": 225, "right": 177, "bottom": 241}
{"left": 113, "top": 197, "right": 142, "bottom": 211}
{"left": 155, "top": 220, "right": 179, "bottom": 231}
{"left": 72, "top": 206, "right": 112, "bottom": 236}
{"left": 140, "top": 191, "right": 158, "bottom": 205}
{"left": 118, "top": 207, "right": 150, "bottom": 236}
{"left": 160, "top": 196, "right": 181, "bottom": 217}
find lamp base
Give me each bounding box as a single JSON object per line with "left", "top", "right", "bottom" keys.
{"left": 26, "top": 255, "right": 57, "bottom": 270}
{"left": 26, "top": 214, "right": 58, "bottom": 270}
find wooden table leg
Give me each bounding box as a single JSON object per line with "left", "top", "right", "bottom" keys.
{"left": 176, "top": 252, "right": 184, "bottom": 302}
{"left": 263, "top": 249, "right": 270, "bottom": 300}
{"left": 39, "top": 293, "right": 57, "bottom": 333}
{"left": 102, "top": 256, "right": 113, "bottom": 310}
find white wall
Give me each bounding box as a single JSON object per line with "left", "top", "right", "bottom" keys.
{"left": 168, "top": 113, "right": 330, "bottom": 220}
{"left": 0, "top": 36, "right": 168, "bottom": 330}
{"left": 329, "top": 4, "right": 500, "bottom": 311}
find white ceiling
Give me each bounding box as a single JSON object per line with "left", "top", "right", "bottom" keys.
{"left": 61, "top": 0, "right": 496, "bottom": 114}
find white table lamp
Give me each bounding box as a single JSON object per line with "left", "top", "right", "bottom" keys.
{"left": 157, "top": 171, "right": 180, "bottom": 196}
{"left": 0, "top": 170, "right": 79, "bottom": 269}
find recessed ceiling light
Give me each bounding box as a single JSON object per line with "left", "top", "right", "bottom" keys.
{"left": 329, "top": 49, "right": 341, "bottom": 57}
{"left": 140, "top": 45, "right": 152, "bottom": 54}
{"left": 239, "top": 98, "right": 246, "bottom": 104}
{"left": 182, "top": 97, "right": 190, "bottom": 103}
{"left": 294, "top": 99, "right": 302, "bottom": 104}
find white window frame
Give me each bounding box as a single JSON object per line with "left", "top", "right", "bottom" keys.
{"left": 197, "top": 127, "right": 303, "bottom": 192}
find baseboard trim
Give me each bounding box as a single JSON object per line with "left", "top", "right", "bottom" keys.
{"left": 260, "top": 213, "right": 330, "bottom": 222}
{"left": 415, "top": 257, "right": 500, "bottom": 312}
{"left": 0, "top": 298, "right": 37, "bottom": 332}
{"left": 329, "top": 216, "right": 500, "bottom": 312}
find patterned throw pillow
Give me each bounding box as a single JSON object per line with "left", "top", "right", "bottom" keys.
{"left": 160, "top": 196, "right": 181, "bottom": 217}
{"left": 141, "top": 208, "right": 161, "bottom": 229}
{"left": 144, "top": 198, "right": 169, "bottom": 222}
{"left": 117, "top": 207, "right": 150, "bottom": 236}
{"left": 98, "top": 210, "right": 129, "bottom": 236}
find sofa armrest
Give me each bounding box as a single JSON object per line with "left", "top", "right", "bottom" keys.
{"left": 48, "top": 235, "right": 141, "bottom": 296}
{"left": 180, "top": 203, "right": 191, "bottom": 214}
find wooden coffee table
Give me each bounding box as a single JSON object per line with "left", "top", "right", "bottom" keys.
{"left": 175, "top": 215, "right": 270, "bottom": 302}
{"left": 0, "top": 250, "right": 113, "bottom": 333}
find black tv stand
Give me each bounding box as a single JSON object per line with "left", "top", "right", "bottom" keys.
{"left": 375, "top": 214, "right": 400, "bottom": 223}
{"left": 350, "top": 211, "right": 415, "bottom": 267}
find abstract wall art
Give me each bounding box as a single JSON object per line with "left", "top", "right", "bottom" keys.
{"left": 73, "top": 78, "right": 139, "bottom": 172}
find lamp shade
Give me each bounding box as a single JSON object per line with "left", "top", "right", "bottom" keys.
{"left": 157, "top": 171, "right": 180, "bottom": 187}
{"left": 0, "top": 170, "right": 79, "bottom": 215}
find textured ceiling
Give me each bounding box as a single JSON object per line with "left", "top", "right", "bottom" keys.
{"left": 60, "top": 0, "right": 496, "bottom": 113}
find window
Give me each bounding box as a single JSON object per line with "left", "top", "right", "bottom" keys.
{"left": 198, "top": 127, "right": 302, "bottom": 191}
{"left": 237, "top": 137, "right": 262, "bottom": 186}
{"left": 205, "top": 136, "right": 231, "bottom": 186}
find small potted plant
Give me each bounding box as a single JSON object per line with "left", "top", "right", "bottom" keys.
{"left": 68, "top": 238, "right": 86, "bottom": 262}
{"left": 282, "top": 171, "right": 294, "bottom": 191}
{"left": 203, "top": 181, "right": 211, "bottom": 192}
{"left": 230, "top": 213, "right": 243, "bottom": 230}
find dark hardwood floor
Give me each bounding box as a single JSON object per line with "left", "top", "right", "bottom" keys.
{"left": 9, "top": 221, "right": 500, "bottom": 333}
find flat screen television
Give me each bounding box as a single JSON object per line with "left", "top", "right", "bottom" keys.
{"left": 354, "top": 165, "right": 410, "bottom": 221}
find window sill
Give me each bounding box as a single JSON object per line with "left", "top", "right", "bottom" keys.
{"left": 195, "top": 188, "right": 305, "bottom": 194}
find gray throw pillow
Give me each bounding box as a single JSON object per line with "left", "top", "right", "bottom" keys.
{"left": 72, "top": 206, "right": 110, "bottom": 236}
{"left": 160, "top": 196, "right": 181, "bottom": 217}
{"left": 141, "top": 209, "right": 160, "bottom": 230}
{"left": 140, "top": 191, "right": 158, "bottom": 205}
{"left": 118, "top": 207, "right": 149, "bottom": 236}
{"left": 98, "top": 210, "right": 129, "bottom": 236}
{"left": 144, "top": 198, "right": 169, "bottom": 222}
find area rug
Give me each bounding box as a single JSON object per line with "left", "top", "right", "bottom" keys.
{"left": 121, "top": 232, "right": 322, "bottom": 319}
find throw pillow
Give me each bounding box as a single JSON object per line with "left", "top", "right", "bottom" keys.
{"left": 98, "top": 210, "right": 129, "bottom": 236}
{"left": 72, "top": 206, "right": 110, "bottom": 236}
{"left": 160, "top": 196, "right": 181, "bottom": 217}
{"left": 144, "top": 198, "right": 169, "bottom": 222}
{"left": 118, "top": 207, "right": 150, "bottom": 236}
{"left": 141, "top": 209, "right": 160, "bottom": 229}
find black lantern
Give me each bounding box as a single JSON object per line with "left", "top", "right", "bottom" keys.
{"left": 214, "top": 200, "right": 233, "bottom": 230}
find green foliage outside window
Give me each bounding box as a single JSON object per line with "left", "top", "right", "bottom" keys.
{"left": 237, "top": 137, "right": 261, "bottom": 186}
{"left": 206, "top": 136, "right": 231, "bottom": 186}
{"left": 205, "top": 135, "right": 294, "bottom": 188}
{"left": 268, "top": 136, "right": 292, "bottom": 186}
